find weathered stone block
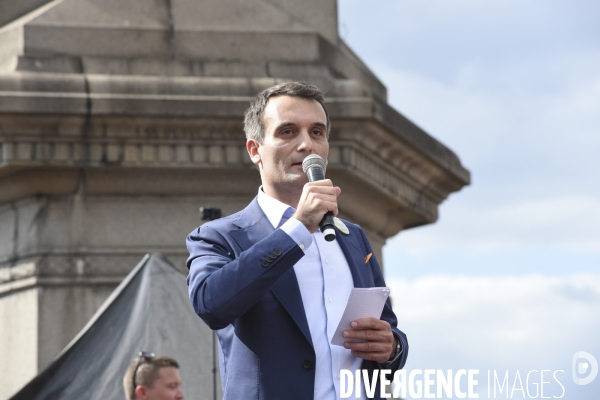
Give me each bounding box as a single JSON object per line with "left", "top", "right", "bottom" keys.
{"left": 268, "top": 61, "right": 332, "bottom": 80}
{"left": 16, "top": 142, "right": 32, "bottom": 160}
{"left": 17, "top": 54, "right": 82, "bottom": 74}
{"left": 90, "top": 143, "right": 103, "bottom": 162}
{"left": 175, "top": 144, "right": 189, "bottom": 163}
{"left": 225, "top": 145, "right": 239, "bottom": 164}
{"left": 141, "top": 144, "right": 155, "bottom": 162}
{"left": 192, "top": 145, "right": 205, "bottom": 163}
{"left": 124, "top": 144, "right": 138, "bottom": 163}
{"left": 204, "top": 61, "right": 267, "bottom": 78}
{"left": 0, "top": 287, "right": 38, "bottom": 400}
{"left": 72, "top": 143, "right": 83, "bottom": 161}
{"left": 106, "top": 143, "right": 121, "bottom": 163}
{"left": 34, "top": 141, "right": 51, "bottom": 161}
{"left": 25, "top": 25, "right": 171, "bottom": 58}
{"left": 158, "top": 144, "right": 173, "bottom": 163}
{"left": 176, "top": 31, "right": 321, "bottom": 62}
{"left": 0, "top": 204, "right": 16, "bottom": 260}
{"left": 208, "top": 145, "right": 223, "bottom": 164}
{"left": 38, "top": 284, "right": 115, "bottom": 367}
{"left": 0, "top": 142, "right": 16, "bottom": 164}
{"left": 0, "top": 26, "right": 23, "bottom": 74}
{"left": 54, "top": 143, "right": 70, "bottom": 161}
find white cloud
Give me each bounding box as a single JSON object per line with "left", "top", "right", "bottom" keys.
{"left": 368, "top": 51, "right": 600, "bottom": 259}
{"left": 387, "top": 195, "right": 600, "bottom": 257}
{"left": 388, "top": 274, "right": 600, "bottom": 398}
{"left": 368, "top": 53, "right": 600, "bottom": 171}
{"left": 340, "top": 2, "right": 600, "bottom": 265}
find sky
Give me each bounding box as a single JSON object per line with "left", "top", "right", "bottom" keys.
{"left": 338, "top": 1, "right": 600, "bottom": 398}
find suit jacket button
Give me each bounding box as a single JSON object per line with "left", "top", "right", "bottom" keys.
{"left": 303, "top": 360, "right": 313, "bottom": 370}
{"left": 267, "top": 256, "right": 275, "bottom": 262}
{"left": 262, "top": 260, "right": 269, "bottom": 267}
{"left": 273, "top": 249, "right": 282, "bottom": 256}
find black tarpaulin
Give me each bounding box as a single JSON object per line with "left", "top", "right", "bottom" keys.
{"left": 11, "top": 253, "right": 218, "bottom": 400}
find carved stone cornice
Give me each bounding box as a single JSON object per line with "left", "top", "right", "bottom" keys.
{"left": 0, "top": 253, "right": 188, "bottom": 288}
{"left": 0, "top": 0, "right": 470, "bottom": 275}
{"left": 0, "top": 74, "right": 469, "bottom": 238}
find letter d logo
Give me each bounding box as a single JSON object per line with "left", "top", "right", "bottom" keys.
{"left": 572, "top": 351, "right": 598, "bottom": 385}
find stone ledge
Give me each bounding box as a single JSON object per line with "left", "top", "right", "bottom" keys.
{"left": 24, "top": 26, "right": 323, "bottom": 61}
{"left": 0, "top": 275, "right": 125, "bottom": 296}
{"left": 331, "top": 145, "right": 438, "bottom": 223}
{"left": 0, "top": 72, "right": 368, "bottom": 98}
{"left": 0, "top": 113, "right": 463, "bottom": 232}
{"left": 0, "top": 71, "right": 468, "bottom": 188}
{"left": 0, "top": 252, "right": 187, "bottom": 286}
{"left": 0, "top": 140, "right": 255, "bottom": 167}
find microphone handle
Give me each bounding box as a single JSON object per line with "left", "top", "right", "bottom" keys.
{"left": 320, "top": 212, "right": 336, "bottom": 242}
{"left": 306, "top": 166, "right": 336, "bottom": 242}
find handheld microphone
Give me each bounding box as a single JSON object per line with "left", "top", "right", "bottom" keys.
{"left": 302, "top": 154, "right": 336, "bottom": 242}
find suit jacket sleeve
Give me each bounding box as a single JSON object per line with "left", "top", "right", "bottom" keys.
{"left": 186, "top": 222, "right": 305, "bottom": 330}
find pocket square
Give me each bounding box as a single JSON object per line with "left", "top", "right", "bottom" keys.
{"left": 364, "top": 253, "right": 372, "bottom": 263}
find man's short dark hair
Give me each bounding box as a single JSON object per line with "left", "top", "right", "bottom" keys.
{"left": 123, "top": 355, "right": 179, "bottom": 400}
{"left": 243, "top": 81, "right": 331, "bottom": 143}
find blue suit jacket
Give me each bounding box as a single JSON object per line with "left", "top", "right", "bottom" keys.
{"left": 186, "top": 198, "right": 408, "bottom": 399}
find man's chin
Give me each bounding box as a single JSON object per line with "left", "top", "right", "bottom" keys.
{"left": 285, "top": 172, "right": 308, "bottom": 182}
{"left": 275, "top": 174, "right": 308, "bottom": 189}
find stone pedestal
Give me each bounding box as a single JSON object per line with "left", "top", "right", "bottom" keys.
{"left": 0, "top": 0, "right": 469, "bottom": 397}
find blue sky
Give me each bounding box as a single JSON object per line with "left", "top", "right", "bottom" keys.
{"left": 338, "top": 1, "right": 600, "bottom": 398}
{"left": 339, "top": 0, "right": 600, "bottom": 279}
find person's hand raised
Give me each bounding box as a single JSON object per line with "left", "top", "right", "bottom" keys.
{"left": 292, "top": 180, "right": 341, "bottom": 233}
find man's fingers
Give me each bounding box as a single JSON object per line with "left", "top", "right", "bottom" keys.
{"left": 343, "top": 328, "right": 391, "bottom": 342}
{"left": 350, "top": 318, "right": 390, "bottom": 331}
{"left": 293, "top": 179, "right": 341, "bottom": 232}
{"left": 341, "top": 318, "right": 395, "bottom": 363}
{"left": 304, "top": 192, "right": 338, "bottom": 213}
{"left": 343, "top": 340, "right": 393, "bottom": 364}
{"left": 304, "top": 180, "right": 341, "bottom": 196}
{"left": 344, "top": 340, "right": 390, "bottom": 352}
{"left": 303, "top": 186, "right": 340, "bottom": 196}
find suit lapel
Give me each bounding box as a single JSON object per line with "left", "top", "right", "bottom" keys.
{"left": 229, "top": 198, "right": 313, "bottom": 347}
{"left": 336, "top": 225, "right": 370, "bottom": 288}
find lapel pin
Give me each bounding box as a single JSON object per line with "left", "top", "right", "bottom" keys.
{"left": 333, "top": 217, "right": 350, "bottom": 235}
{"left": 364, "top": 253, "right": 372, "bottom": 263}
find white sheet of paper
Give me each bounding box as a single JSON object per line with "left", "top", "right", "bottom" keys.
{"left": 331, "top": 287, "right": 390, "bottom": 346}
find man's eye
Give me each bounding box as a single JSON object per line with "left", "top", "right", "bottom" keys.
{"left": 312, "top": 130, "right": 324, "bottom": 136}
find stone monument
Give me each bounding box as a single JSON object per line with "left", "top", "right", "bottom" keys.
{"left": 0, "top": 0, "right": 470, "bottom": 397}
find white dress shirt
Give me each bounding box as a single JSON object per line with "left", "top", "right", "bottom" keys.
{"left": 257, "top": 188, "right": 365, "bottom": 400}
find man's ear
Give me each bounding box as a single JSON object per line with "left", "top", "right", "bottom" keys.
{"left": 246, "top": 139, "right": 261, "bottom": 165}
{"left": 135, "top": 385, "right": 147, "bottom": 400}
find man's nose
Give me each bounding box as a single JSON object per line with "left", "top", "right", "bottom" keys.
{"left": 296, "top": 129, "right": 313, "bottom": 152}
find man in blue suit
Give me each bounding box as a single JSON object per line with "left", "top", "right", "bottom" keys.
{"left": 186, "top": 82, "right": 408, "bottom": 399}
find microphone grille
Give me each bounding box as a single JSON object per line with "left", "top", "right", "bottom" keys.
{"left": 302, "top": 154, "right": 325, "bottom": 173}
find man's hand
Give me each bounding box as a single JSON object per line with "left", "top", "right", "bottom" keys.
{"left": 292, "top": 180, "right": 341, "bottom": 233}
{"left": 343, "top": 318, "right": 396, "bottom": 363}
